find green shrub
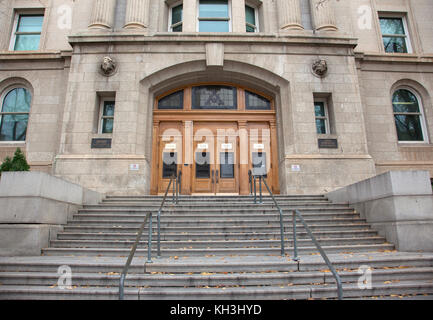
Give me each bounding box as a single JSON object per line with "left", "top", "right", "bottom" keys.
{"left": 0, "top": 148, "right": 30, "bottom": 173}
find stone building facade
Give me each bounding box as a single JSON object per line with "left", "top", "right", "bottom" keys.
{"left": 0, "top": 0, "right": 432, "bottom": 195}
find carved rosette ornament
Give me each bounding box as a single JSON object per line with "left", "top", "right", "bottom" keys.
{"left": 99, "top": 56, "right": 117, "bottom": 77}
{"left": 312, "top": 59, "right": 328, "bottom": 78}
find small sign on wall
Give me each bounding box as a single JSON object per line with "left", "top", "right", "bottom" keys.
{"left": 318, "top": 139, "right": 338, "bottom": 149}
{"left": 129, "top": 164, "right": 140, "bottom": 171}
{"left": 198, "top": 143, "right": 209, "bottom": 149}
{"left": 221, "top": 143, "right": 233, "bottom": 150}
{"left": 165, "top": 143, "right": 177, "bottom": 150}
{"left": 291, "top": 164, "right": 301, "bottom": 172}
{"left": 253, "top": 143, "right": 265, "bottom": 150}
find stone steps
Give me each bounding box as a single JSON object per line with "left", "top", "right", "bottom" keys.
{"left": 2, "top": 194, "right": 432, "bottom": 300}
{"left": 1, "top": 280, "right": 432, "bottom": 300}
{"left": 1, "top": 267, "right": 432, "bottom": 287}
{"left": 41, "top": 243, "right": 396, "bottom": 257}
{"left": 57, "top": 230, "right": 379, "bottom": 241}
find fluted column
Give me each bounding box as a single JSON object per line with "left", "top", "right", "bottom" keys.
{"left": 124, "top": 0, "right": 149, "bottom": 29}
{"left": 88, "top": 0, "right": 116, "bottom": 29}
{"left": 310, "top": 0, "right": 338, "bottom": 31}
{"left": 277, "top": 0, "right": 304, "bottom": 31}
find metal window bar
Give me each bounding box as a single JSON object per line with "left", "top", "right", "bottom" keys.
{"left": 293, "top": 209, "right": 344, "bottom": 300}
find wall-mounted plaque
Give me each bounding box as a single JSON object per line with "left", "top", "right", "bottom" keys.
{"left": 198, "top": 143, "right": 209, "bottom": 149}
{"left": 318, "top": 139, "right": 338, "bottom": 149}
{"left": 221, "top": 143, "right": 233, "bottom": 150}
{"left": 253, "top": 143, "right": 264, "bottom": 150}
{"left": 91, "top": 138, "right": 112, "bottom": 149}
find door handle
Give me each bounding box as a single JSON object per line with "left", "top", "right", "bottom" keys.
{"left": 216, "top": 170, "right": 219, "bottom": 183}
{"left": 211, "top": 170, "right": 214, "bottom": 183}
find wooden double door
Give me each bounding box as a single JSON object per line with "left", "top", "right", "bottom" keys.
{"left": 152, "top": 120, "right": 279, "bottom": 195}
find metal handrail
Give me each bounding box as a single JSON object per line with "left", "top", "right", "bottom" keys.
{"left": 251, "top": 175, "right": 285, "bottom": 256}
{"left": 119, "top": 172, "right": 180, "bottom": 300}
{"left": 250, "top": 174, "right": 343, "bottom": 299}
{"left": 293, "top": 209, "right": 344, "bottom": 300}
{"left": 157, "top": 171, "right": 181, "bottom": 258}
{"left": 119, "top": 212, "right": 151, "bottom": 300}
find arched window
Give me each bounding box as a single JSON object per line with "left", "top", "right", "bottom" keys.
{"left": 392, "top": 88, "right": 428, "bottom": 142}
{"left": 0, "top": 88, "right": 31, "bottom": 141}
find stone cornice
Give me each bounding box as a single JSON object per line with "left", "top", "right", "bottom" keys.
{"left": 0, "top": 51, "right": 72, "bottom": 62}
{"left": 67, "top": 32, "right": 358, "bottom": 48}
{"left": 355, "top": 52, "right": 433, "bottom": 64}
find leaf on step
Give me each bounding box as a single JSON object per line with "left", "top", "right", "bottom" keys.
{"left": 49, "top": 284, "right": 57, "bottom": 289}
{"left": 201, "top": 272, "right": 214, "bottom": 276}
{"left": 106, "top": 272, "right": 119, "bottom": 276}
{"left": 319, "top": 269, "right": 330, "bottom": 273}
{"left": 383, "top": 281, "right": 392, "bottom": 284}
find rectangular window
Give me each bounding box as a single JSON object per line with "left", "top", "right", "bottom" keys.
{"left": 314, "top": 101, "right": 330, "bottom": 134}
{"left": 220, "top": 152, "right": 234, "bottom": 179}
{"left": 192, "top": 86, "right": 237, "bottom": 110}
{"left": 11, "top": 14, "right": 44, "bottom": 51}
{"left": 170, "top": 4, "right": 183, "bottom": 32}
{"left": 163, "top": 152, "right": 178, "bottom": 178}
{"left": 379, "top": 16, "right": 411, "bottom": 53}
{"left": 198, "top": 0, "right": 230, "bottom": 32}
{"left": 100, "top": 100, "right": 115, "bottom": 134}
{"left": 196, "top": 152, "right": 210, "bottom": 178}
{"left": 245, "top": 5, "right": 258, "bottom": 32}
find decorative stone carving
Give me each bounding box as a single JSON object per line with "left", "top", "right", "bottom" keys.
{"left": 100, "top": 56, "right": 117, "bottom": 77}
{"left": 312, "top": 59, "right": 328, "bottom": 77}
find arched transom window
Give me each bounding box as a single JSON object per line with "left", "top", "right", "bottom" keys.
{"left": 156, "top": 84, "right": 272, "bottom": 111}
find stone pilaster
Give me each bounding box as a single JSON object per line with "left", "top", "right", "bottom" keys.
{"left": 88, "top": 0, "right": 116, "bottom": 29}
{"left": 277, "top": 0, "right": 304, "bottom": 31}
{"left": 124, "top": 0, "right": 149, "bottom": 29}
{"left": 310, "top": 0, "right": 338, "bottom": 31}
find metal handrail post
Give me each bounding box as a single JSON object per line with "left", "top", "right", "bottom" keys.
{"left": 172, "top": 174, "right": 176, "bottom": 203}
{"left": 253, "top": 176, "right": 257, "bottom": 204}
{"left": 259, "top": 176, "right": 263, "bottom": 204}
{"left": 119, "top": 212, "right": 150, "bottom": 300}
{"left": 147, "top": 213, "right": 153, "bottom": 263}
{"left": 292, "top": 211, "right": 299, "bottom": 261}
{"left": 261, "top": 177, "right": 285, "bottom": 256}
{"left": 294, "top": 209, "right": 343, "bottom": 300}
{"left": 248, "top": 170, "right": 252, "bottom": 195}
{"left": 157, "top": 209, "right": 161, "bottom": 258}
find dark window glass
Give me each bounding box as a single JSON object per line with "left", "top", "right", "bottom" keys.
{"left": 192, "top": 86, "right": 237, "bottom": 110}
{"left": 162, "top": 152, "right": 177, "bottom": 178}
{"left": 314, "top": 101, "right": 327, "bottom": 134}
{"left": 101, "top": 101, "right": 115, "bottom": 134}
{"left": 158, "top": 90, "right": 184, "bottom": 109}
{"left": 245, "top": 91, "right": 270, "bottom": 110}
{"left": 171, "top": 4, "right": 183, "bottom": 32}
{"left": 252, "top": 152, "right": 267, "bottom": 177}
{"left": 245, "top": 5, "right": 256, "bottom": 32}
{"left": 220, "top": 152, "right": 234, "bottom": 179}
{"left": 392, "top": 89, "right": 424, "bottom": 141}
{"left": 0, "top": 88, "right": 31, "bottom": 141}
{"left": 195, "top": 152, "right": 210, "bottom": 178}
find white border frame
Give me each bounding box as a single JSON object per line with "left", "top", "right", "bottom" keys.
{"left": 392, "top": 86, "right": 429, "bottom": 144}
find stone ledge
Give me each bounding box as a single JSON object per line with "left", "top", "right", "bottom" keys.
{"left": 327, "top": 170, "right": 433, "bottom": 252}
